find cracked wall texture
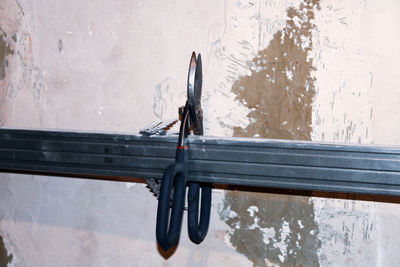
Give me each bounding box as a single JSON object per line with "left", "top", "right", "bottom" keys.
{"left": 1, "top": 0, "right": 400, "bottom": 266}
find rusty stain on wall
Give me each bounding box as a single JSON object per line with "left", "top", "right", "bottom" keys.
{"left": 220, "top": 0, "right": 321, "bottom": 265}
{"left": 0, "top": 235, "right": 13, "bottom": 267}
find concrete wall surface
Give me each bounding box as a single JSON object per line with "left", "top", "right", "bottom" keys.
{"left": 1, "top": 0, "right": 400, "bottom": 266}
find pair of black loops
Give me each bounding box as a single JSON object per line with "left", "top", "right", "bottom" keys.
{"left": 156, "top": 103, "right": 211, "bottom": 251}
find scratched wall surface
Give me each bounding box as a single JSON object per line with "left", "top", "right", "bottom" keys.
{"left": 220, "top": 1, "right": 322, "bottom": 265}
{"left": 1, "top": 0, "right": 400, "bottom": 266}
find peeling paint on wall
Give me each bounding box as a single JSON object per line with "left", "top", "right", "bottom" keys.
{"left": 232, "top": 0, "right": 319, "bottom": 140}
{"left": 0, "top": 0, "right": 47, "bottom": 128}
{"left": 0, "top": 235, "right": 13, "bottom": 267}
{"left": 220, "top": 191, "right": 320, "bottom": 266}
{"left": 220, "top": 0, "right": 321, "bottom": 265}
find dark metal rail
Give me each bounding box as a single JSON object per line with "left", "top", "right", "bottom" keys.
{"left": 1, "top": 128, "right": 400, "bottom": 196}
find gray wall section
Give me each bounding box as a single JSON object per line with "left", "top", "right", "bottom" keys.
{"left": 1, "top": 0, "right": 400, "bottom": 266}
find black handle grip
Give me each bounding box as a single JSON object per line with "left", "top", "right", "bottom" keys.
{"left": 187, "top": 182, "right": 212, "bottom": 244}
{"left": 156, "top": 148, "right": 188, "bottom": 251}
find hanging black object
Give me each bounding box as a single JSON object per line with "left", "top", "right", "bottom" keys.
{"left": 156, "top": 52, "right": 212, "bottom": 251}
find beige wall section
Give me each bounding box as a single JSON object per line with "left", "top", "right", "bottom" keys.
{"left": 362, "top": 2, "right": 400, "bottom": 266}
{"left": 1, "top": 0, "right": 400, "bottom": 266}
{"left": 311, "top": 1, "right": 400, "bottom": 265}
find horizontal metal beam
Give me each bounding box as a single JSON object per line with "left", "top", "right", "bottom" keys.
{"left": 1, "top": 128, "right": 400, "bottom": 196}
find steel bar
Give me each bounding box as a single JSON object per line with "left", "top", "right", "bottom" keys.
{"left": 1, "top": 128, "right": 400, "bottom": 196}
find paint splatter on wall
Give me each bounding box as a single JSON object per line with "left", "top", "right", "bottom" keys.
{"left": 220, "top": 0, "right": 322, "bottom": 265}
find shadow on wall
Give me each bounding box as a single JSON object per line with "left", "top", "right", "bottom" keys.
{"left": 219, "top": 0, "right": 322, "bottom": 266}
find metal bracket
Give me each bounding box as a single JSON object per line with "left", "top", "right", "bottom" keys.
{"left": 1, "top": 128, "right": 400, "bottom": 196}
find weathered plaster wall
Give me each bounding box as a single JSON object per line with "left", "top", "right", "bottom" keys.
{"left": 1, "top": 0, "right": 400, "bottom": 266}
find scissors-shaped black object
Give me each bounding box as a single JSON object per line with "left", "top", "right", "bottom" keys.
{"left": 156, "top": 52, "right": 212, "bottom": 251}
